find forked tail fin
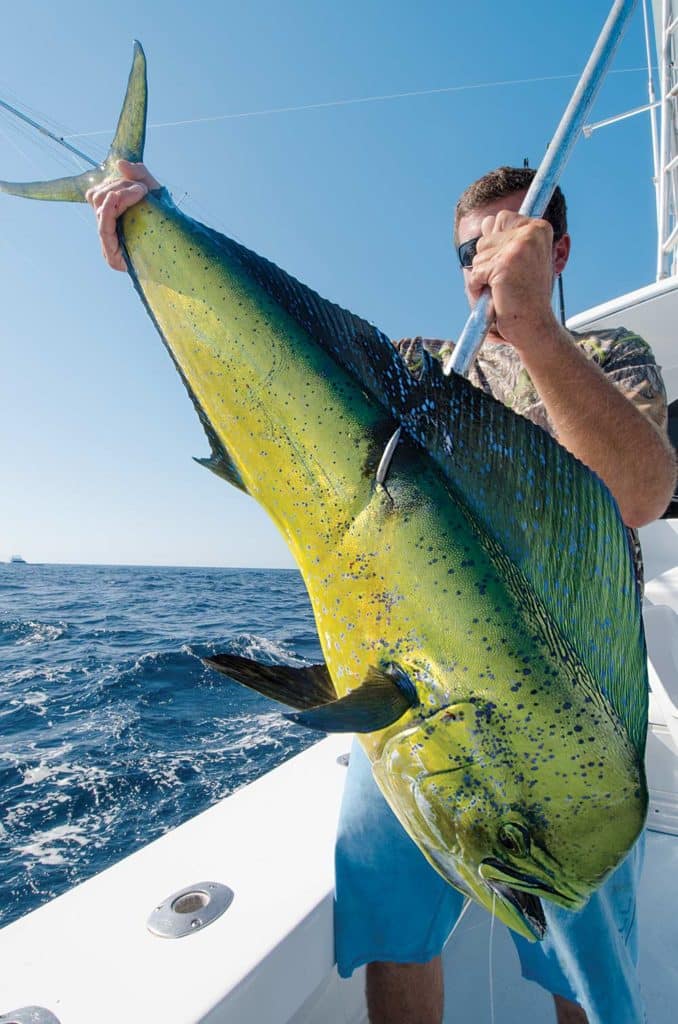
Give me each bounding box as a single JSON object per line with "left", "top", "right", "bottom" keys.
{"left": 0, "top": 41, "right": 148, "bottom": 202}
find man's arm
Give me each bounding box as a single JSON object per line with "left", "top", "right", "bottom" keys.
{"left": 467, "top": 211, "right": 676, "bottom": 528}
{"left": 513, "top": 323, "right": 674, "bottom": 527}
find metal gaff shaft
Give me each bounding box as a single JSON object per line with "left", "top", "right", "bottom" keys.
{"left": 446, "top": 0, "right": 638, "bottom": 378}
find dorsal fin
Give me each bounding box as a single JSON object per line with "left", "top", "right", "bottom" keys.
{"left": 400, "top": 361, "right": 648, "bottom": 753}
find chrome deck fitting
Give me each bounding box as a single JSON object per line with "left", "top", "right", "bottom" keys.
{"left": 147, "top": 881, "right": 234, "bottom": 938}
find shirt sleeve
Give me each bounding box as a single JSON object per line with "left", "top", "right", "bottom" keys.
{"left": 574, "top": 327, "right": 668, "bottom": 431}
{"left": 393, "top": 337, "right": 455, "bottom": 380}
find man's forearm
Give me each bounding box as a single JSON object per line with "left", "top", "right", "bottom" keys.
{"left": 519, "top": 323, "right": 675, "bottom": 528}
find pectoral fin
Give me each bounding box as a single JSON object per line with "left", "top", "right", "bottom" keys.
{"left": 286, "top": 663, "right": 417, "bottom": 733}
{"left": 204, "top": 653, "right": 335, "bottom": 709}
{"left": 204, "top": 654, "right": 417, "bottom": 733}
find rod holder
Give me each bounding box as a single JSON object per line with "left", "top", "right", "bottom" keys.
{"left": 147, "top": 881, "right": 234, "bottom": 938}
{"left": 0, "top": 1010, "right": 61, "bottom": 1024}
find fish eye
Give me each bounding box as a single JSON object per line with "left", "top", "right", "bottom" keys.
{"left": 498, "top": 823, "right": 529, "bottom": 857}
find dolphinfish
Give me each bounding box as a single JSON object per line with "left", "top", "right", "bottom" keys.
{"left": 0, "top": 43, "right": 648, "bottom": 941}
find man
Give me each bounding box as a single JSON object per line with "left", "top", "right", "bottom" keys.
{"left": 88, "top": 164, "right": 675, "bottom": 1023}
{"left": 334, "top": 166, "right": 674, "bottom": 1024}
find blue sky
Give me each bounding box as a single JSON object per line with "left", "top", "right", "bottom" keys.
{"left": 0, "top": 0, "right": 660, "bottom": 567}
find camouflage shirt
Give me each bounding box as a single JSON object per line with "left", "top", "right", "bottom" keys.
{"left": 394, "top": 328, "right": 669, "bottom": 589}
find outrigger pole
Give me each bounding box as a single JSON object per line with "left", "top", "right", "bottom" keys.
{"left": 447, "top": 0, "right": 639, "bottom": 377}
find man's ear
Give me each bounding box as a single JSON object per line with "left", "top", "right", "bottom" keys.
{"left": 553, "top": 232, "right": 571, "bottom": 275}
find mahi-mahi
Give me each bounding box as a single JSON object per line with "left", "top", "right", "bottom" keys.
{"left": 0, "top": 43, "right": 648, "bottom": 941}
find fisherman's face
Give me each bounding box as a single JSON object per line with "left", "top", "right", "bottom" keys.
{"left": 456, "top": 188, "right": 570, "bottom": 343}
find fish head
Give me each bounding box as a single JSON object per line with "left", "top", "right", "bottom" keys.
{"left": 372, "top": 698, "right": 646, "bottom": 941}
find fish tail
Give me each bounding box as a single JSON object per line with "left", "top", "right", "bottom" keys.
{"left": 0, "top": 41, "right": 147, "bottom": 203}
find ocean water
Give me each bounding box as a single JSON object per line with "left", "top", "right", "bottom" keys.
{"left": 0, "top": 562, "right": 322, "bottom": 928}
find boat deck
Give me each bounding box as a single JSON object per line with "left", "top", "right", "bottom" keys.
{"left": 0, "top": 724, "right": 675, "bottom": 1024}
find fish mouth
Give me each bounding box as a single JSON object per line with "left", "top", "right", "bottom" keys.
{"left": 480, "top": 856, "right": 584, "bottom": 932}
{"left": 486, "top": 878, "right": 546, "bottom": 940}
{"left": 426, "top": 848, "right": 547, "bottom": 942}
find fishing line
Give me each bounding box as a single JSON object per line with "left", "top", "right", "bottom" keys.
{"left": 489, "top": 892, "right": 497, "bottom": 1024}
{"left": 0, "top": 113, "right": 37, "bottom": 166}
{"left": 0, "top": 62, "right": 651, "bottom": 248}
{"left": 62, "top": 66, "right": 651, "bottom": 139}
{"left": 163, "top": 185, "right": 248, "bottom": 247}
{"left": 0, "top": 98, "right": 243, "bottom": 244}
{"left": 0, "top": 105, "right": 101, "bottom": 174}
{"left": 0, "top": 79, "right": 75, "bottom": 139}
{"left": 444, "top": 895, "right": 473, "bottom": 945}
{"left": 0, "top": 105, "right": 106, "bottom": 227}
{"left": 0, "top": 123, "right": 93, "bottom": 229}
{"left": 0, "top": 110, "right": 86, "bottom": 188}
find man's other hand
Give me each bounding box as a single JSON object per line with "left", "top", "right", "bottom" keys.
{"left": 86, "top": 160, "right": 161, "bottom": 271}
{"left": 465, "top": 210, "right": 559, "bottom": 353}
{"left": 457, "top": 189, "right": 570, "bottom": 356}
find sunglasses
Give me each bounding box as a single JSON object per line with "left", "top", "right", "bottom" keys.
{"left": 457, "top": 236, "right": 480, "bottom": 269}
{"left": 457, "top": 228, "right": 563, "bottom": 269}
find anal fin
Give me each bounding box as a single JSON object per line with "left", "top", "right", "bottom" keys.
{"left": 193, "top": 414, "right": 249, "bottom": 494}
{"left": 194, "top": 452, "right": 248, "bottom": 493}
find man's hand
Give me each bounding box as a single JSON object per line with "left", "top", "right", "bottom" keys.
{"left": 466, "top": 211, "right": 558, "bottom": 353}
{"left": 86, "top": 160, "right": 161, "bottom": 271}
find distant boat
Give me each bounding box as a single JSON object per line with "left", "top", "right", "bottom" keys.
{"left": 9, "top": 555, "right": 26, "bottom": 564}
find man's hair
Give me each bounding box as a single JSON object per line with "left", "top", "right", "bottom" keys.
{"left": 453, "top": 166, "right": 568, "bottom": 245}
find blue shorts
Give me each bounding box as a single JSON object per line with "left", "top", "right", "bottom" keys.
{"left": 335, "top": 740, "right": 646, "bottom": 1024}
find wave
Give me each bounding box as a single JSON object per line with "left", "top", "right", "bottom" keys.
{"left": 0, "top": 565, "right": 320, "bottom": 928}
{"left": 104, "top": 632, "right": 308, "bottom": 690}
{"left": 200, "top": 631, "right": 310, "bottom": 665}
{"left": 0, "top": 619, "right": 68, "bottom": 647}
{"left": 13, "top": 822, "right": 90, "bottom": 867}
{"left": 1, "top": 706, "right": 314, "bottom": 882}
